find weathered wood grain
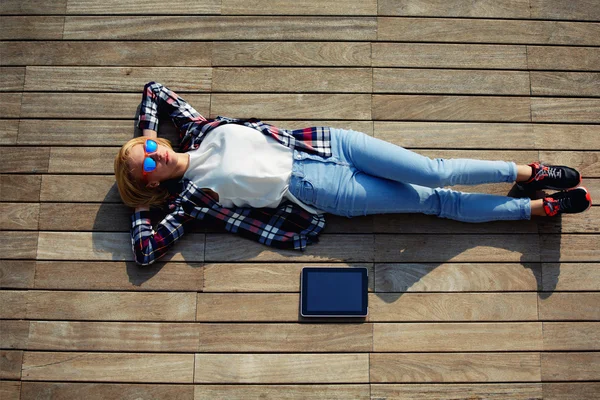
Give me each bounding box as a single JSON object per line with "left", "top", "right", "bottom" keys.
{"left": 0, "top": 93, "right": 22, "bottom": 118}
{"left": 0, "top": 260, "right": 35, "bottom": 288}
{"left": 373, "top": 69, "right": 530, "bottom": 95}
{"left": 18, "top": 120, "right": 133, "bottom": 146}
{"left": 541, "top": 353, "right": 600, "bottom": 381}
{"left": 205, "top": 234, "right": 374, "bottom": 262}
{"left": 223, "top": 0, "right": 376, "bottom": 15}
{"left": 195, "top": 385, "right": 370, "bottom": 400}
{"left": 197, "top": 293, "right": 299, "bottom": 321}
{"left": 40, "top": 175, "right": 119, "bottom": 202}
{"left": 375, "top": 234, "right": 540, "bottom": 263}
{"left": 374, "top": 263, "right": 540, "bottom": 292}
{"left": 530, "top": 0, "right": 600, "bottom": 21}
{"left": 0, "top": 147, "right": 49, "bottom": 173}
{"left": 531, "top": 72, "right": 600, "bottom": 97}
{"left": 66, "top": 0, "right": 220, "bottom": 14}
{"left": 0, "top": 320, "right": 29, "bottom": 349}
{"left": 528, "top": 46, "right": 600, "bottom": 71}
{"left": 543, "top": 322, "right": 600, "bottom": 351}
{"left": 195, "top": 353, "right": 369, "bottom": 383}
{"left": 0, "top": 0, "right": 67, "bottom": 14}
{"left": 538, "top": 293, "right": 600, "bottom": 320}
{"left": 371, "top": 383, "right": 543, "bottom": 400}
{"left": 25, "top": 291, "right": 196, "bottom": 321}
{"left": 0, "top": 68, "right": 24, "bottom": 91}
{"left": 543, "top": 383, "right": 600, "bottom": 400}
{"left": 24, "top": 67, "right": 212, "bottom": 92}
{"left": 378, "top": 18, "right": 600, "bottom": 46}
{"left": 543, "top": 263, "right": 600, "bottom": 291}
{"left": 369, "top": 293, "right": 538, "bottom": 321}
{"left": 540, "top": 234, "right": 600, "bottom": 262}
{"left": 538, "top": 151, "right": 600, "bottom": 176}
{"left": 370, "top": 353, "right": 541, "bottom": 382}
{"left": 0, "top": 350, "right": 22, "bottom": 380}
{"left": 0, "top": 291, "right": 27, "bottom": 319}
{"left": 0, "top": 17, "right": 64, "bottom": 40}
{"left": 539, "top": 208, "right": 600, "bottom": 234}
{"left": 34, "top": 261, "right": 204, "bottom": 291}
{"left": 378, "top": 0, "right": 529, "bottom": 18}
{"left": 0, "top": 42, "right": 213, "bottom": 67}
{"left": 39, "top": 203, "right": 128, "bottom": 231}
{"left": 373, "top": 43, "right": 527, "bottom": 69}
{"left": 203, "top": 263, "right": 373, "bottom": 292}
{"left": 0, "top": 203, "right": 39, "bottom": 230}
{"left": 27, "top": 321, "right": 199, "bottom": 352}
{"left": 0, "top": 120, "right": 18, "bottom": 145}
{"left": 2, "top": 232, "right": 38, "bottom": 259}
{"left": 533, "top": 124, "right": 600, "bottom": 150}
{"left": 372, "top": 95, "right": 531, "bottom": 122}
{"left": 64, "top": 17, "right": 378, "bottom": 40}
{"left": 22, "top": 352, "right": 195, "bottom": 382}
{"left": 21, "top": 382, "right": 194, "bottom": 400}
{"left": 212, "top": 42, "right": 371, "bottom": 67}
{"left": 374, "top": 322, "right": 542, "bottom": 351}
{"left": 213, "top": 67, "right": 372, "bottom": 93}
{"left": 1, "top": 174, "right": 41, "bottom": 201}
{"left": 211, "top": 94, "right": 371, "bottom": 120}
{"left": 0, "top": 381, "right": 20, "bottom": 400}
{"left": 532, "top": 98, "right": 600, "bottom": 123}
{"left": 373, "top": 214, "right": 538, "bottom": 234}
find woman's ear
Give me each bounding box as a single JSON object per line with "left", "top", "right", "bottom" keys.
{"left": 146, "top": 181, "right": 160, "bottom": 189}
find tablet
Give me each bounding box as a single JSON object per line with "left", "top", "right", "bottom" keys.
{"left": 300, "top": 267, "right": 368, "bottom": 317}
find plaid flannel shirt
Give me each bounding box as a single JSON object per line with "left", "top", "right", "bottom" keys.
{"left": 131, "top": 82, "right": 331, "bottom": 265}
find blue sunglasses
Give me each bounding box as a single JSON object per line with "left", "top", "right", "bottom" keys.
{"left": 142, "top": 139, "right": 158, "bottom": 175}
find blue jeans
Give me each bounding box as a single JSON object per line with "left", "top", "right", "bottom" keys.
{"left": 288, "top": 128, "right": 531, "bottom": 222}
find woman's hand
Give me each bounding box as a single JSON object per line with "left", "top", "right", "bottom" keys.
{"left": 135, "top": 205, "right": 150, "bottom": 213}
{"left": 142, "top": 129, "right": 157, "bottom": 139}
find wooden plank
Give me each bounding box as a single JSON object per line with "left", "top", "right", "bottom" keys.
{"left": 374, "top": 322, "right": 542, "bottom": 351}
{"left": 538, "top": 293, "right": 600, "bottom": 320}
{"left": 22, "top": 352, "right": 195, "bottom": 383}
{"left": 541, "top": 353, "right": 600, "bottom": 381}
{"left": 64, "top": 17, "right": 378, "bottom": 40}
{"left": 373, "top": 43, "right": 527, "bottom": 69}
{"left": 26, "top": 291, "right": 196, "bottom": 321}
{"left": 372, "top": 95, "right": 531, "bottom": 122}
{"left": 377, "top": 18, "right": 600, "bottom": 46}
{"left": 373, "top": 214, "right": 538, "bottom": 234}
{"left": 371, "top": 384, "right": 542, "bottom": 400}
{"left": 39, "top": 203, "right": 128, "bottom": 231}
{"left": 0, "top": 93, "right": 22, "bottom": 118}
{"left": 0, "top": 68, "right": 24, "bottom": 91}
{"left": 543, "top": 383, "right": 600, "bottom": 400}
{"left": 205, "top": 234, "right": 374, "bottom": 262}
{"left": 67, "top": 0, "right": 220, "bottom": 14}
{"left": 2, "top": 232, "right": 38, "bottom": 259}
{"left": 370, "top": 353, "right": 541, "bottom": 382}
{"left": 0, "top": 147, "right": 50, "bottom": 173}
{"left": 204, "top": 263, "right": 373, "bottom": 292}
{"left": 197, "top": 323, "right": 372, "bottom": 352}
{"left": 195, "top": 354, "right": 369, "bottom": 383}
{"left": 1, "top": 175, "right": 41, "bottom": 201}
{"left": 0, "top": 381, "right": 20, "bottom": 400}
{"left": 533, "top": 124, "right": 600, "bottom": 150}
{"left": 212, "top": 42, "right": 371, "bottom": 67}
{"left": 0, "top": 260, "right": 36, "bottom": 288}
{"left": 0, "top": 42, "right": 213, "bottom": 67}
{"left": 19, "top": 120, "right": 132, "bottom": 146}
{"left": 21, "top": 382, "right": 194, "bottom": 400}
{"left": 530, "top": 0, "right": 600, "bottom": 21}
{"left": 375, "top": 234, "right": 540, "bottom": 263}
{"left": 0, "top": 120, "right": 18, "bottom": 145}
{"left": 540, "top": 234, "right": 600, "bottom": 262}
{"left": 532, "top": 98, "right": 600, "bottom": 123}
{"left": 543, "top": 263, "right": 600, "bottom": 291}
{"left": 378, "top": 0, "right": 529, "bottom": 18}
{"left": 374, "top": 263, "right": 540, "bottom": 292}
{"left": 37, "top": 232, "right": 205, "bottom": 262}
{"left": 223, "top": 0, "right": 376, "bottom": 15}
{"left": 34, "top": 261, "right": 203, "bottom": 291}
{"left": 373, "top": 69, "right": 530, "bottom": 95}
{"left": 24, "top": 67, "right": 212, "bottom": 92}
{"left": 197, "top": 294, "right": 298, "bottom": 322}
{"left": 369, "top": 293, "right": 538, "bottom": 321}
{"left": 0, "top": 203, "right": 39, "bottom": 230}
{"left": 543, "top": 322, "right": 600, "bottom": 351}
{"left": 0, "top": 291, "right": 27, "bottom": 319}
{"left": 213, "top": 67, "right": 372, "bottom": 93}
{"left": 539, "top": 207, "right": 600, "bottom": 234}
{"left": 0, "top": 320, "right": 29, "bottom": 349}
{"left": 211, "top": 94, "right": 371, "bottom": 120}
{"left": 40, "top": 175, "right": 119, "bottom": 202}
{"left": 195, "top": 385, "right": 369, "bottom": 400}
{"left": 538, "top": 151, "right": 600, "bottom": 177}
{"left": 0, "top": 350, "right": 22, "bottom": 380}
{"left": 0, "top": 0, "right": 67, "bottom": 14}
{"left": 0, "top": 17, "right": 64, "bottom": 40}
{"left": 20, "top": 93, "right": 210, "bottom": 118}
{"left": 531, "top": 72, "right": 600, "bottom": 97}
{"left": 527, "top": 46, "right": 600, "bottom": 71}
{"left": 28, "top": 321, "right": 199, "bottom": 352}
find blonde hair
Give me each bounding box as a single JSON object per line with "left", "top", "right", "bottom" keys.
{"left": 114, "top": 136, "right": 173, "bottom": 208}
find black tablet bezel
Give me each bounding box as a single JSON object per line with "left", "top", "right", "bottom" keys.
{"left": 301, "top": 267, "right": 368, "bottom": 317}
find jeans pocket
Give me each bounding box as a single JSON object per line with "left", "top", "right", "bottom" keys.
{"left": 298, "top": 179, "right": 317, "bottom": 205}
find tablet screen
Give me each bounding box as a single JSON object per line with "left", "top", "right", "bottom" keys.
{"left": 301, "top": 267, "right": 368, "bottom": 317}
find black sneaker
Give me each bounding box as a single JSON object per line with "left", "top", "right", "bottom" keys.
{"left": 518, "top": 162, "right": 581, "bottom": 191}
{"left": 543, "top": 187, "right": 592, "bottom": 217}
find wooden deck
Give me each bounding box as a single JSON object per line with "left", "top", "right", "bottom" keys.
{"left": 1, "top": 1, "right": 599, "bottom": 399}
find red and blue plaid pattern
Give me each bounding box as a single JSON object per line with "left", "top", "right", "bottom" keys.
{"left": 131, "top": 82, "right": 330, "bottom": 265}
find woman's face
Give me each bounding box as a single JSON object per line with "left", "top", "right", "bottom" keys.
{"left": 128, "top": 142, "right": 178, "bottom": 188}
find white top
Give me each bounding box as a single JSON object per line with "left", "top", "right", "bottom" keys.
{"left": 183, "top": 124, "right": 322, "bottom": 214}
